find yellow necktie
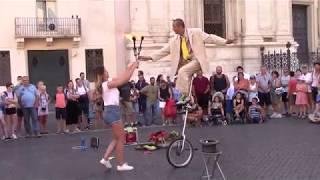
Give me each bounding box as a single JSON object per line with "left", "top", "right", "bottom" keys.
{"left": 181, "top": 36, "right": 190, "bottom": 60}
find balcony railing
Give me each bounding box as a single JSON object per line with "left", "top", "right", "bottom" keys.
{"left": 15, "top": 17, "right": 81, "bottom": 38}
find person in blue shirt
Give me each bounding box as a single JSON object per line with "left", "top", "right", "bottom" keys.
{"left": 16, "top": 76, "right": 40, "bottom": 137}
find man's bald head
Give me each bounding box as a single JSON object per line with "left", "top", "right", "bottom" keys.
{"left": 216, "top": 66, "right": 222, "bottom": 75}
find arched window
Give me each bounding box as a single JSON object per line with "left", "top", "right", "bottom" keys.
{"left": 203, "top": 0, "right": 226, "bottom": 38}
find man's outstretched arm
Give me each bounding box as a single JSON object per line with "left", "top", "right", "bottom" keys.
{"left": 139, "top": 44, "right": 170, "bottom": 61}
{"left": 201, "top": 31, "right": 235, "bottom": 45}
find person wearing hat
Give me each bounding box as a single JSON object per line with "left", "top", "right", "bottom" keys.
{"left": 296, "top": 76, "right": 308, "bottom": 118}
{"left": 248, "top": 97, "right": 263, "bottom": 123}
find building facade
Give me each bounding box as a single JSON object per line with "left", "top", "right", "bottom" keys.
{"left": 0, "top": 0, "right": 319, "bottom": 94}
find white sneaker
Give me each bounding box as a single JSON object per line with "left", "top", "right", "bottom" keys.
{"left": 270, "top": 113, "right": 277, "bottom": 118}
{"left": 275, "top": 113, "right": 282, "bottom": 118}
{"left": 117, "top": 163, "right": 134, "bottom": 171}
{"left": 100, "top": 158, "right": 112, "bottom": 169}
{"left": 12, "top": 134, "right": 18, "bottom": 139}
{"left": 1, "top": 136, "right": 5, "bottom": 140}
{"left": 74, "top": 128, "right": 81, "bottom": 133}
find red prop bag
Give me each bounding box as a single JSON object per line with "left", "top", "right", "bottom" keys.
{"left": 164, "top": 98, "right": 177, "bottom": 118}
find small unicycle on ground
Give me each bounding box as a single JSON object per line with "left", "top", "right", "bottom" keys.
{"left": 166, "top": 77, "right": 194, "bottom": 168}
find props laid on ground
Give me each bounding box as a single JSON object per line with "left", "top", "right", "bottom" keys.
{"left": 124, "top": 127, "right": 138, "bottom": 145}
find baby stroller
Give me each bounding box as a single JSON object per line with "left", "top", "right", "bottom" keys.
{"left": 206, "top": 92, "right": 227, "bottom": 126}
{"left": 231, "top": 90, "right": 248, "bottom": 124}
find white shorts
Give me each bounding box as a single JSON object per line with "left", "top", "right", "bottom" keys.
{"left": 159, "top": 101, "right": 166, "bottom": 108}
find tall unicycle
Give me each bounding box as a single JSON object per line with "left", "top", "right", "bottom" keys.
{"left": 166, "top": 77, "right": 194, "bottom": 168}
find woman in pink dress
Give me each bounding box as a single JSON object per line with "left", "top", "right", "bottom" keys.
{"left": 295, "top": 77, "right": 308, "bottom": 118}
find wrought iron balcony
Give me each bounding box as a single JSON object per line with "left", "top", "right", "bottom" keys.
{"left": 15, "top": 17, "right": 81, "bottom": 38}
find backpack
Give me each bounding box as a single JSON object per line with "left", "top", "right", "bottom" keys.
{"left": 3, "top": 91, "right": 15, "bottom": 98}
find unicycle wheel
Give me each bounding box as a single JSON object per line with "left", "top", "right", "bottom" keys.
{"left": 166, "top": 138, "right": 194, "bottom": 168}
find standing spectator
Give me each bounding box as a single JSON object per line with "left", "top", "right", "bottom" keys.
{"left": 118, "top": 82, "right": 135, "bottom": 126}
{"left": 55, "top": 85, "right": 67, "bottom": 133}
{"left": 172, "top": 78, "right": 182, "bottom": 102}
{"left": 311, "top": 62, "right": 320, "bottom": 113}
{"left": 158, "top": 80, "right": 172, "bottom": 125}
{"left": 270, "top": 71, "right": 282, "bottom": 118}
{"left": 3, "top": 83, "right": 18, "bottom": 139}
{"left": 248, "top": 75, "right": 258, "bottom": 106}
{"left": 80, "top": 72, "right": 90, "bottom": 90}
{"left": 65, "top": 80, "right": 81, "bottom": 133}
{"left": 235, "top": 72, "right": 250, "bottom": 91}
{"left": 288, "top": 71, "right": 297, "bottom": 115}
{"left": 166, "top": 76, "right": 174, "bottom": 87}
{"left": 0, "top": 95, "right": 8, "bottom": 140}
{"left": 38, "top": 85, "right": 50, "bottom": 134}
{"left": 193, "top": 70, "right": 210, "bottom": 115}
{"left": 256, "top": 66, "right": 272, "bottom": 118}
{"left": 156, "top": 74, "right": 164, "bottom": 87}
{"left": 235, "top": 66, "right": 250, "bottom": 80}
{"left": 75, "top": 78, "right": 89, "bottom": 130}
{"left": 140, "top": 77, "right": 159, "bottom": 126}
{"left": 129, "top": 80, "right": 140, "bottom": 126}
{"left": 92, "top": 86, "right": 104, "bottom": 129}
{"left": 300, "top": 65, "right": 313, "bottom": 111}
{"left": 14, "top": 76, "right": 23, "bottom": 136}
{"left": 210, "top": 66, "right": 230, "bottom": 94}
{"left": 16, "top": 76, "right": 40, "bottom": 138}
{"left": 135, "top": 71, "right": 148, "bottom": 121}
{"left": 281, "top": 68, "right": 290, "bottom": 115}
{"left": 296, "top": 77, "right": 308, "bottom": 118}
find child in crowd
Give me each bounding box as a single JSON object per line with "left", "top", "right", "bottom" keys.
{"left": 295, "top": 77, "right": 308, "bottom": 118}
{"left": 233, "top": 92, "right": 245, "bottom": 120}
{"left": 187, "top": 95, "right": 203, "bottom": 127}
{"left": 248, "top": 97, "right": 263, "bottom": 123}
{"left": 0, "top": 95, "right": 8, "bottom": 140}
{"left": 55, "top": 85, "right": 67, "bottom": 134}
{"left": 287, "top": 71, "right": 297, "bottom": 115}
{"left": 38, "top": 85, "right": 50, "bottom": 134}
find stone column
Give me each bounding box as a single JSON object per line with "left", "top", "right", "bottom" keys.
{"left": 258, "top": 0, "right": 276, "bottom": 38}
{"left": 147, "top": 0, "right": 170, "bottom": 43}
{"left": 275, "top": 0, "right": 294, "bottom": 42}
{"left": 184, "top": 0, "right": 203, "bottom": 28}
{"left": 225, "top": 0, "right": 237, "bottom": 39}
{"left": 242, "top": 0, "right": 263, "bottom": 43}
{"left": 130, "top": 0, "right": 149, "bottom": 35}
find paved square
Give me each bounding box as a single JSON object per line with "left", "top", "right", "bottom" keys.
{"left": 1, "top": 117, "right": 320, "bottom": 180}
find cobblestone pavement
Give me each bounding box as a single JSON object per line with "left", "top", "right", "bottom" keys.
{"left": 1, "top": 116, "right": 320, "bottom": 180}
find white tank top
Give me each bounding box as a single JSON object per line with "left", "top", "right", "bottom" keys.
{"left": 102, "top": 79, "right": 120, "bottom": 106}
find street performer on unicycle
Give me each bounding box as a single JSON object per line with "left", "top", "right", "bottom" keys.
{"left": 139, "top": 18, "right": 234, "bottom": 168}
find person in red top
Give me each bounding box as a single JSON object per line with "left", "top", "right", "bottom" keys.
{"left": 55, "top": 85, "right": 67, "bottom": 134}
{"left": 287, "top": 71, "right": 298, "bottom": 115}
{"left": 192, "top": 70, "right": 210, "bottom": 114}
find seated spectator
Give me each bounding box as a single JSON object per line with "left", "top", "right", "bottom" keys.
{"left": 248, "top": 75, "right": 258, "bottom": 106}
{"left": 233, "top": 92, "right": 245, "bottom": 120}
{"left": 208, "top": 93, "right": 224, "bottom": 116}
{"left": 187, "top": 96, "right": 203, "bottom": 127}
{"left": 235, "top": 72, "right": 249, "bottom": 91}
{"left": 248, "top": 97, "right": 263, "bottom": 123}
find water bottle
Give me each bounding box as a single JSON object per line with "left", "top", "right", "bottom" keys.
{"left": 80, "top": 137, "right": 86, "bottom": 151}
